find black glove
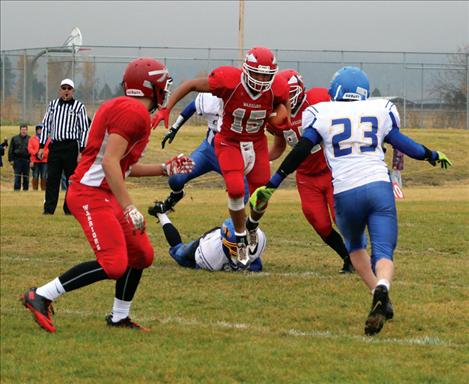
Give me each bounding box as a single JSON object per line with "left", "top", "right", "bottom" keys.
{"left": 161, "top": 126, "right": 180, "bottom": 149}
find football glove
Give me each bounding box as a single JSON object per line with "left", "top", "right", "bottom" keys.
{"left": 249, "top": 186, "right": 276, "bottom": 212}
{"left": 123, "top": 204, "right": 145, "bottom": 234}
{"left": 161, "top": 126, "right": 180, "bottom": 148}
{"left": 162, "top": 154, "right": 195, "bottom": 176}
{"left": 428, "top": 151, "right": 452, "bottom": 169}
{"left": 151, "top": 108, "right": 170, "bottom": 129}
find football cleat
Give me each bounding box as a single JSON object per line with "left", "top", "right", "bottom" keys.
{"left": 21, "top": 288, "right": 56, "bottom": 333}
{"left": 247, "top": 229, "right": 258, "bottom": 248}
{"left": 364, "top": 285, "right": 389, "bottom": 336}
{"left": 236, "top": 235, "right": 249, "bottom": 267}
{"left": 105, "top": 314, "right": 150, "bottom": 332}
{"left": 339, "top": 257, "right": 354, "bottom": 274}
{"left": 148, "top": 200, "right": 169, "bottom": 217}
{"left": 385, "top": 299, "right": 394, "bottom": 321}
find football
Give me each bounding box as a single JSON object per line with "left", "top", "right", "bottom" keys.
{"left": 267, "top": 103, "right": 289, "bottom": 129}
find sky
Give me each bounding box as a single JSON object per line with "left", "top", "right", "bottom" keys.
{"left": 1, "top": 1, "right": 468, "bottom": 53}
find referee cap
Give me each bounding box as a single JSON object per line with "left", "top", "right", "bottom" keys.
{"left": 60, "top": 78, "right": 75, "bottom": 89}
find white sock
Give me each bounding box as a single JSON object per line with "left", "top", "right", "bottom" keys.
{"left": 373, "top": 279, "right": 391, "bottom": 293}
{"left": 111, "top": 298, "right": 132, "bottom": 322}
{"left": 36, "top": 277, "right": 65, "bottom": 301}
{"left": 157, "top": 213, "right": 171, "bottom": 226}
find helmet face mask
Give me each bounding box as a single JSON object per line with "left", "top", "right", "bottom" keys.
{"left": 278, "top": 69, "right": 305, "bottom": 112}
{"left": 122, "top": 57, "right": 172, "bottom": 112}
{"left": 242, "top": 47, "right": 278, "bottom": 93}
{"left": 328, "top": 66, "right": 370, "bottom": 101}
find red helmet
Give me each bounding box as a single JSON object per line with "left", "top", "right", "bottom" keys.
{"left": 277, "top": 69, "right": 305, "bottom": 111}
{"left": 242, "top": 46, "right": 278, "bottom": 92}
{"left": 308, "top": 87, "right": 331, "bottom": 105}
{"left": 122, "top": 57, "right": 172, "bottom": 111}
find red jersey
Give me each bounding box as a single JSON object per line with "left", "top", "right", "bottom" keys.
{"left": 268, "top": 88, "right": 329, "bottom": 175}
{"left": 208, "top": 66, "right": 289, "bottom": 142}
{"left": 71, "top": 96, "right": 151, "bottom": 191}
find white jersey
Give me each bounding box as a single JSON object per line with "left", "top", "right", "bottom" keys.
{"left": 194, "top": 227, "right": 266, "bottom": 271}
{"left": 303, "top": 99, "right": 399, "bottom": 194}
{"left": 195, "top": 93, "right": 222, "bottom": 133}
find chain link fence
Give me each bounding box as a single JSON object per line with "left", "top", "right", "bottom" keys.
{"left": 1, "top": 45, "right": 468, "bottom": 128}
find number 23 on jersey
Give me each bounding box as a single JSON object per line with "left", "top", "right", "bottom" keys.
{"left": 331, "top": 116, "right": 378, "bottom": 157}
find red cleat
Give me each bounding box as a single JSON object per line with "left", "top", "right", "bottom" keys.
{"left": 21, "top": 288, "right": 56, "bottom": 333}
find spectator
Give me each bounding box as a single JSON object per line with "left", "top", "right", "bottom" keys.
{"left": 0, "top": 138, "right": 8, "bottom": 167}
{"left": 8, "top": 124, "right": 30, "bottom": 191}
{"left": 38, "top": 78, "right": 89, "bottom": 214}
{"left": 28, "top": 124, "right": 50, "bottom": 191}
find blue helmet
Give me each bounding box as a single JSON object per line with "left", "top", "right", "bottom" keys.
{"left": 221, "top": 218, "right": 237, "bottom": 259}
{"left": 328, "top": 66, "right": 369, "bottom": 101}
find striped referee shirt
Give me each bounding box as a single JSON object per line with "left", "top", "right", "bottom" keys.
{"left": 40, "top": 98, "right": 89, "bottom": 149}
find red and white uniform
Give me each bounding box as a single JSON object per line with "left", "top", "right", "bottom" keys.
{"left": 208, "top": 66, "right": 289, "bottom": 197}
{"left": 67, "top": 97, "right": 154, "bottom": 279}
{"left": 269, "top": 89, "right": 335, "bottom": 238}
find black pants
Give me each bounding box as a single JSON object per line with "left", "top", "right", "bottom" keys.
{"left": 13, "top": 159, "right": 30, "bottom": 191}
{"left": 44, "top": 140, "right": 78, "bottom": 214}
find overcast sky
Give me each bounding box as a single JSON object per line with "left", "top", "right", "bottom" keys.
{"left": 1, "top": 1, "right": 468, "bottom": 53}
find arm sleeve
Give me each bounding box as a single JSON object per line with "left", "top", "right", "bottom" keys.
{"left": 8, "top": 138, "right": 14, "bottom": 162}
{"left": 39, "top": 102, "right": 52, "bottom": 147}
{"left": 384, "top": 126, "right": 437, "bottom": 161}
{"left": 78, "top": 104, "right": 90, "bottom": 150}
{"left": 267, "top": 133, "right": 319, "bottom": 188}
{"left": 171, "top": 100, "right": 197, "bottom": 130}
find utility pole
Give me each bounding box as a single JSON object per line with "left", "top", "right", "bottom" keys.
{"left": 238, "top": 0, "right": 245, "bottom": 65}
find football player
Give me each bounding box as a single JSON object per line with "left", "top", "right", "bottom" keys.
{"left": 153, "top": 92, "right": 249, "bottom": 213}
{"left": 21, "top": 57, "right": 194, "bottom": 333}
{"left": 149, "top": 202, "right": 265, "bottom": 272}
{"left": 251, "top": 66, "right": 452, "bottom": 336}
{"left": 152, "top": 46, "right": 290, "bottom": 265}
{"left": 268, "top": 69, "right": 353, "bottom": 274}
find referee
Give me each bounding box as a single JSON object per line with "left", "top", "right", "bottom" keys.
{"left": 38, "top": 78, "right": 89, "bottom": 215}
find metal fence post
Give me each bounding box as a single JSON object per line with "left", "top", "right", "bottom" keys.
{"left": 402, "top": 52, "right": 407, "bottom": 129}
{"left": 466, "top": 52, "right": 468, "bottom": 129}
{"left": 23, "top": 50, "right": 27, "bottom": 122}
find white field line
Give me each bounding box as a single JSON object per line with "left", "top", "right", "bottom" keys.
{"left": 4, "top": 306, "right": 463, "bottom": 348}
{"left": 3, "top": 255, "right": 467, "bottom": 290}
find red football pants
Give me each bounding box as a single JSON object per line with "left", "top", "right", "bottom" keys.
{"left": 296, "top": 170, "right": 335, "bottom": 238}
{"left": 66, "top": 182, "right": 154, "bottom": 279}
{"left": 214, "top": 134, "right": 270, "bottom": 198}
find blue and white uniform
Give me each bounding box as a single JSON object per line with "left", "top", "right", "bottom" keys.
{"left": 168, "top": 93, "right": 249, "bottom": 201}
{"left": 169, "top": 226, "right": 266, "bottom": 272}
{"left": 276, "top": 98, "right": 438, "bottom": 268}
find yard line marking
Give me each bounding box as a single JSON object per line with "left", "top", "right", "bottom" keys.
{"left": 2, "top": 256, "right": 468, "bottom": 290}
{"left": 6, "top": 307, "right": 464, "bottom": 348}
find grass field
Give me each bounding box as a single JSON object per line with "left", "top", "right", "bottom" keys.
{"left": 1, "top": 125, "right": 468, "bottom": 383}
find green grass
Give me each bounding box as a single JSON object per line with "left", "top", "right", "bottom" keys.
{"left": 1, "top": 126, "right": 468, "bottom": 383}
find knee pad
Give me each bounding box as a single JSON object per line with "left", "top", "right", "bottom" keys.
{"left": 228, "top": 196, "right": 245, "bottom": 211}
{"left": 224, "top": 171, "right": 245, "bottom": 200}
{"left": 130, "top": 246, "right": 154, "bottom": 270}
{"left": 101, "top": 258, "right": 128, "bottom": 280}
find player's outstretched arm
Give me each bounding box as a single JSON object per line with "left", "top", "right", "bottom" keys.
{"left": 384, "top": 128, "right": 452, "bottom": 169}
{"left": 162, "top": 100, "right": 197, "bottom": 148}
{"left": 152, "top": 78, "right": 210, "bottom": 129}
{"left": 250, "top": 133, "right": 319, "bottom": 212}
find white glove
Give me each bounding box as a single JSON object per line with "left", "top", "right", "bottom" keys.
{"left": 162, "top": 153, "right": 195, "bottom": 176}
{"left": 123, "top": 204, "right": 145, "bottom": 234}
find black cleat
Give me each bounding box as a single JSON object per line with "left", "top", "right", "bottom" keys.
{"left": 148, "top": 200, "right": 168, "bottom": 217}
{"left": 105, "top": 314, "right": 150, "bottom": 332}
{"left": 364, "top": 285, "right": 389, "bottom": 336}
{"left": 385, "top": 299, "right": 394, "bottom": 320}
{"left": 21, "top": 288, "right": 56, "bottom": 332}
{"left": 339, "top": 257, "right": 354, "bottom": 274}
{"left": 148, "top": 191, "right": 185, "bottom": 217}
